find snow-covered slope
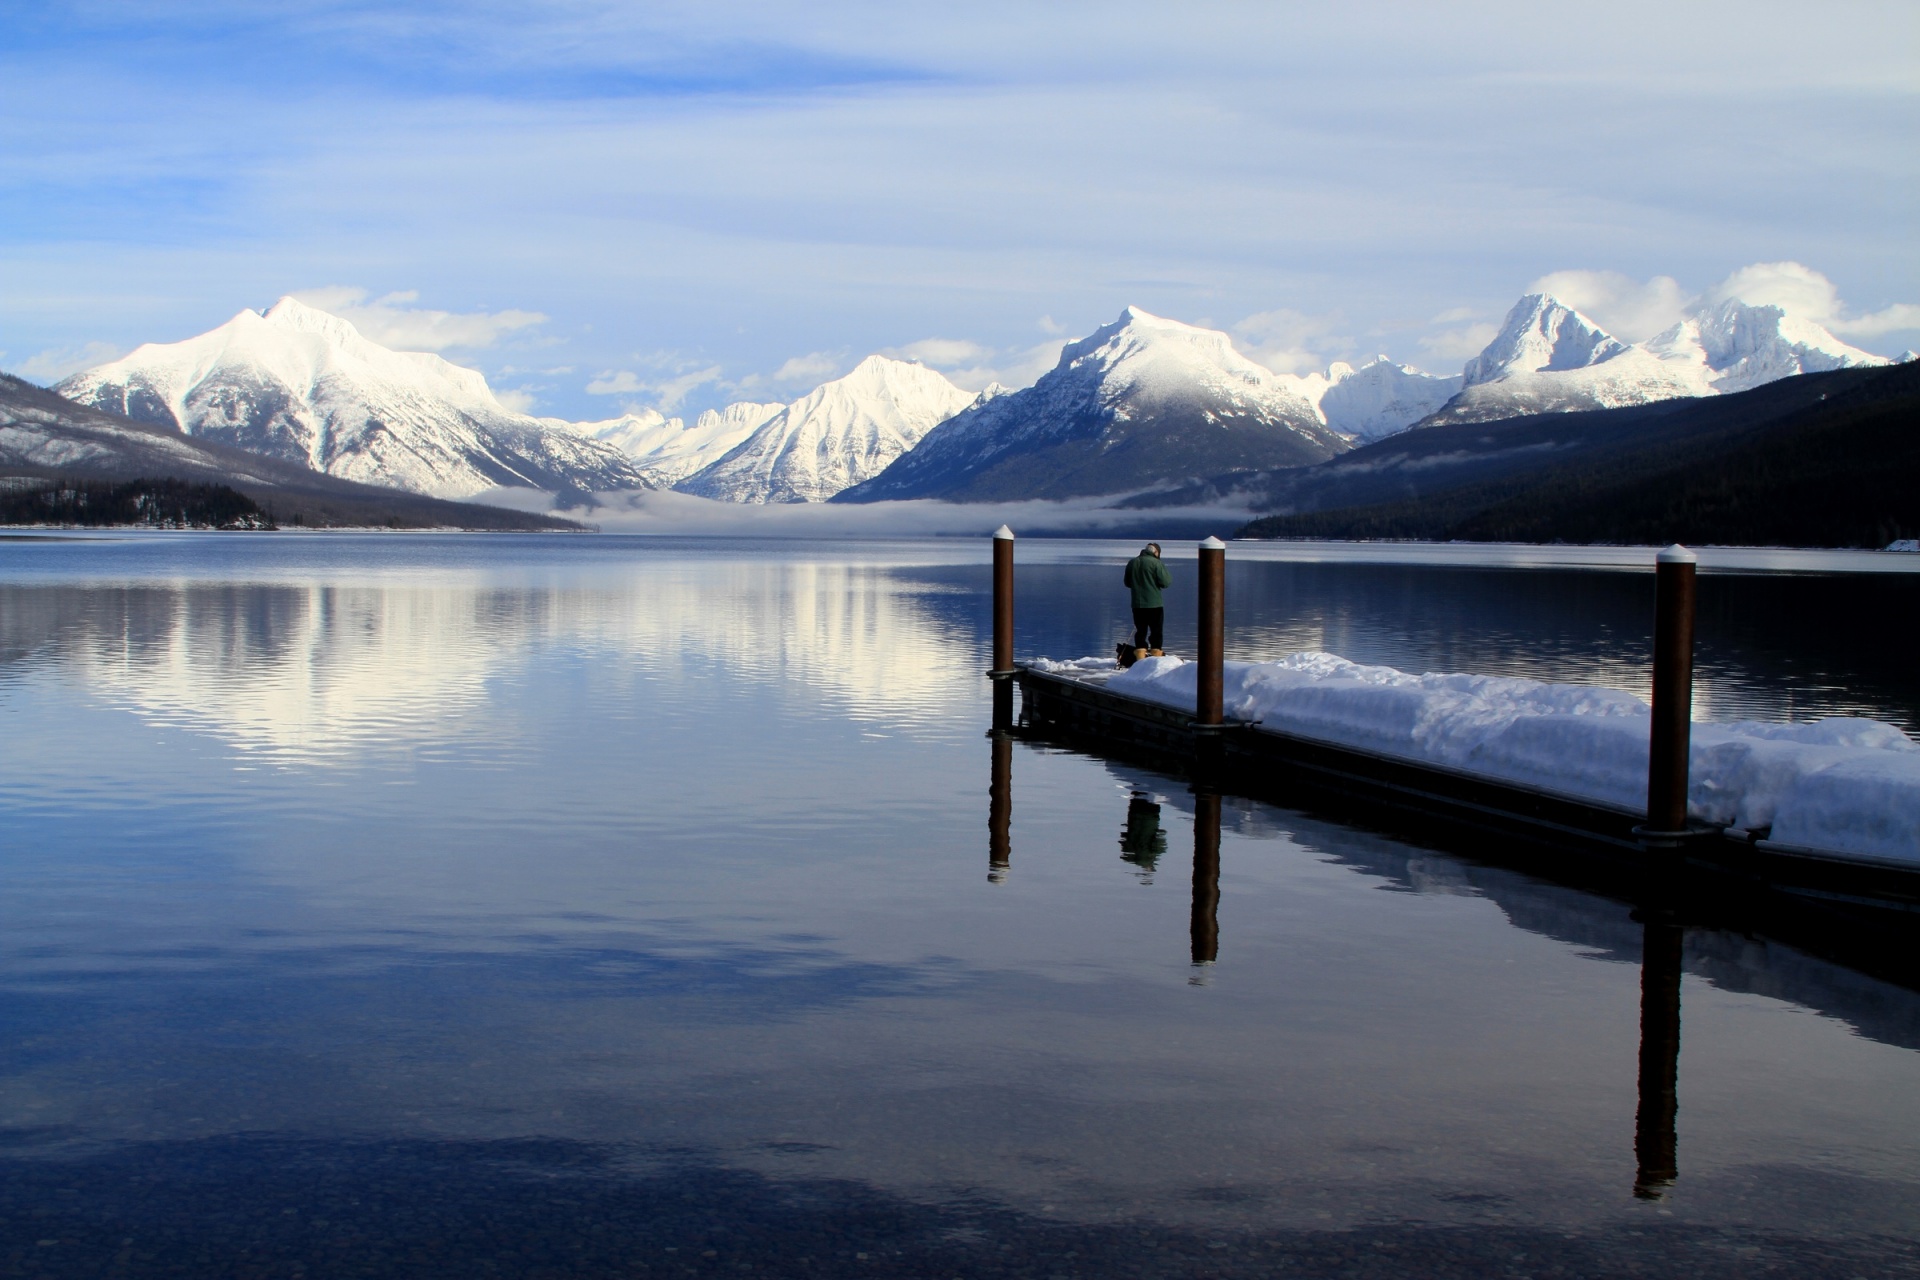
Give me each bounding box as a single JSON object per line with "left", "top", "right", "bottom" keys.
{"left": 1276, "top": 357, "right": 1463, "bottom": 442}
{"left": 678, "top": 356, "right": 974, "bottom": 503}
{"left": 1419, "top": 295, "right": 1699, "bottom": 426}
{"left": 58, "top": 298, "right": 653, "bottom": 499}
{"left": 1645, "top": 298, "right": 1888, "bottom": 394}
{"left": 562, "top": 401, "right": 783, "bottom": 488}
{"left": 839, "top": 307, "right": 1349, "bottom": 503}
{"left": 1421, "top": 293, "right": 1890, "bottom": 428}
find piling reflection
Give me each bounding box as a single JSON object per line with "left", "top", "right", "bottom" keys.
{"left": 1119, "top": 794, "right": 1167, "bottom": 882}
{"left": 1634, "top": 913, "right": 1684, "bottom": 1199}
{"left": 1191, "top": 791, "right": 1222, "bottom": 968}
{"left": 988, "top": 731, "right": 1012, "bottom": 884}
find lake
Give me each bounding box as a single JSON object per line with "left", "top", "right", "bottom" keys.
{"left": 0, "top": 533, "right": 1916, "bottom": 1279}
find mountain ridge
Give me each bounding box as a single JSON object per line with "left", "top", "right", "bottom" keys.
{"left": 0, "top": 373, "right": 582, "bottom": 529}
{"left": 57, "top": 298, "right": 654, "bottom": 500}
{"left": 836, "top": 307, "right": 1351, "bottom": 503}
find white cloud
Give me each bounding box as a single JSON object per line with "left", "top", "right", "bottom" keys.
{"left": 586, "top": 363, "right": 721, "bottom": 410}
{"left": 1417, "top": 318, "right": 1500, "bottom": 366}
{"left": 772, "top": 352, "right": 842, "bottom": 384}
{"left": 1231, "top": 309, "right": 1351, "bottom": 375}
{"left": 291, "top": 286, "right": 546, "bottom": 351}
{"left": 13, "top": 340, "right": 121, "bottom": 383}
{"left": 585, "top": 370, "right": 646, "bottom": 395}
{"left": 1526, "top": 269, "right": 1690, "bottom": 341}
{"left": 1704, "top": 261, "right": 1920, "bottom": 338}
{"left": 493, "top": 387, "right": 539, "bottom": 413}
{"left": 875, "top": 335, "right": 1061, "bottom": 393}
{"left": 888, "top": 337, "right": 991, "bottom": 368}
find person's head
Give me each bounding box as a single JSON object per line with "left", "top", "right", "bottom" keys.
{"left": 1144, "top": 542, "right": 1162, "bottom": 558}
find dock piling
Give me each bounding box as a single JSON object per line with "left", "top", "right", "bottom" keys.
{"left": 991, "top": 525, "right": 1015, "bottom": 676}
{"left": 1645, "top": 545, "right": 1698, "bottom": 839}
{"left": 991, "top": 525, "right": 1016, "bottom": 731}
{"left": 1196, "top": 536, "right": 1226, "bottom": 727}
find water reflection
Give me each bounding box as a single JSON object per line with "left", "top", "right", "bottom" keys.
{"left": 1191, "top": 791, "right": 1222, "bottom": 969}
{"left": 988, "top": 730, "right": 1012, "bottom": 883}
{"left": 0, "top": 563, "right": 983, "bottom": 764}
{"left": 1118, "top": 792, "right": 1167, "bottom": 882}
{"left": 1635, "top": 912, "right": 1685, "bottom": 1200}
{"left": 1, "top": 536, "right": 1916, "bottom": 1268}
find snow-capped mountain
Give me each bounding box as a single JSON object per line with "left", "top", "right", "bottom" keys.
{"left": 1276, "top": 357, "right": 1463, "bottom": 442}
{"left": 678, "top": 356, "right": 975, "bottom": 503}
{"left": 1644, "top": 298, "right": 1888, "bottom": 394}
{"left": 838, "top": 307, "right": 1349, "bottom": 503}
{"left": 563, "top": 400, "right": 784, "bottom": 488}
{"left": 1419, "top": 293, "right": 1890, "bottom": 428}
{"left": 57, "top": 298, "right": 653, "bottom": 499}
{"left": 1418, "top": 295, "right": 1698, "bottom": 426}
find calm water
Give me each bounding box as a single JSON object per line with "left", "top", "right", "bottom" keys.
{"left": 1, "top": 533, "right": 1916, "bottom": 1278}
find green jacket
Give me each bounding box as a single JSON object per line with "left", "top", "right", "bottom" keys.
{"left": 1123, "top": 552, "right": 1172, "bottom": 609}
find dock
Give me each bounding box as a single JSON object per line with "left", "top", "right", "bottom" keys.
{"left": 985, "top": 528, "right": 1919, "bottom": 988}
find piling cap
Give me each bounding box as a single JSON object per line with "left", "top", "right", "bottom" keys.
{"left": 1657, "top": 543, "right": 1697, "bottom": 565}
{"left": 1199, "top": 536, "right": 1226, "bottom": 550}
{"left": 992, "top": 525, "right": 1015, "bottom": 540}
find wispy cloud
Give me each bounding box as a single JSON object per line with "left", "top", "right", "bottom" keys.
{"left": 586, "top": 362, "right": 722, "bottom": 410}
{"left": 1230, "top": 309, "right": 1352, "bottom": 375}
{"left": 292, "top": 287, "right": 545, "bottom": 351}
{"left": 1415, "top": 309, "right": 1500, "bottom": 366}
{"left": 1526, "top": 270, "right": 1690, "bottom": 342}
{"left": 879, "top": 335, "right": 1060, "bottom": 392}
{"left": 11, "top": 339, "right": 122, "bottom": 384}
{"left": 1705, "top": 262, "right": 1920, "bottom": 339}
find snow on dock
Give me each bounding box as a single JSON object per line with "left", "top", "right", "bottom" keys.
{"left": 1030, "top": 652, "right": 1920, "bottom": 865}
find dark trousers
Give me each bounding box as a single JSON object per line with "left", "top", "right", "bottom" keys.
{"left": 1131, "top": 606, "right": 1164, "bottom": 651}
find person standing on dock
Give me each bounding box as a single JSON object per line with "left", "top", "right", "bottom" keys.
{"left": 1124, "top": 542, "right": 1172, "bottom": 660}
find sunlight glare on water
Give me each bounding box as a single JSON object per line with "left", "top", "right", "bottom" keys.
{"left": 0, "top": 532, "right": 1916, "bottom": 1276}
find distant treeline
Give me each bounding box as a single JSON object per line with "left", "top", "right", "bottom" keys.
{"left": 0, "top": 478, "right": 274, "bottom": 529}
{"left": 1238, "top": 361, "right": 1920, "bottom": 549}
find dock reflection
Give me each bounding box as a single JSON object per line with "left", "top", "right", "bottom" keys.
{"left": 1119, "top": 793, "right": 1167, "bottom": 882}
{"left": 1635, "top": 912, "right": 1684, "bottom": 1199}
{"left": 1192, "top": 792, "right": 1221, "bottom": 968}
{"left": 988, "top": 731, "right": 1012, "bottom": 883}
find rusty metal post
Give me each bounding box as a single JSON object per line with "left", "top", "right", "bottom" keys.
{"left": 1645, "top": 545, "right": 1697, "bottom": 838}
{"left": 1633, "top": 913, "right": 1684, "bottom": 1199}
{"left": 1196, "top": 536, "right": 1225, "bottom": 727}
{"left": 1190, "top": 790, "right": 1221, "bottom": 965}
{"left": 988, "top": 731, "right": 1012, "bottom": 884}
{"left": 991, "top": 525, "right": 1015, "bottom": 676}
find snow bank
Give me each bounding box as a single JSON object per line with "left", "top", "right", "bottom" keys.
{"left": 1049, "top": 652, "right": 1918, "bottom": 864}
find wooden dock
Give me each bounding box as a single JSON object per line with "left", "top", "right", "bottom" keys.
{"left": 1012, "top": 663, "right": 1920, "bottom": 986}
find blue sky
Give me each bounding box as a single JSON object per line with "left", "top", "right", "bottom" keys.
{"left": 3, "top": 0, "right": 1916, "bottom": 419}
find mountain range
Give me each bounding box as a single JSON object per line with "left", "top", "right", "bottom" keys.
{"left": 1419, "top": 293, "right": 1888, "bottom": 427}
{"left": 0, "top": 373, "right": 579, "bottom": 529}
{"left": 29, "top": 281, "right": 1908, "bottom": 509}
{"left": 1231, "top": 359, "right": 1920, "bottom": 549}
{"left": 838, "top": 307, "right": 1352, "bottom": 502}
{"left": 57, "top": 298, "right": 653, "bottom": 500}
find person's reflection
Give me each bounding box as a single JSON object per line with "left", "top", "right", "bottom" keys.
{"left": 1119, "top": 792, "right": 1168, "bottom": 882}
{"left": 1634, "top": 913, "right": 1684, "bottom": 1199}
{"left": 988, "top": 731, "right": 1012, "bottom": 883}
{"left": 1191, "top": 791, "right": 1221, "bottom": 969}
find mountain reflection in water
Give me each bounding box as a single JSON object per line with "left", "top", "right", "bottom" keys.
{"left": 0, "top": 534, "right": 1915, "bottom": 1277}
